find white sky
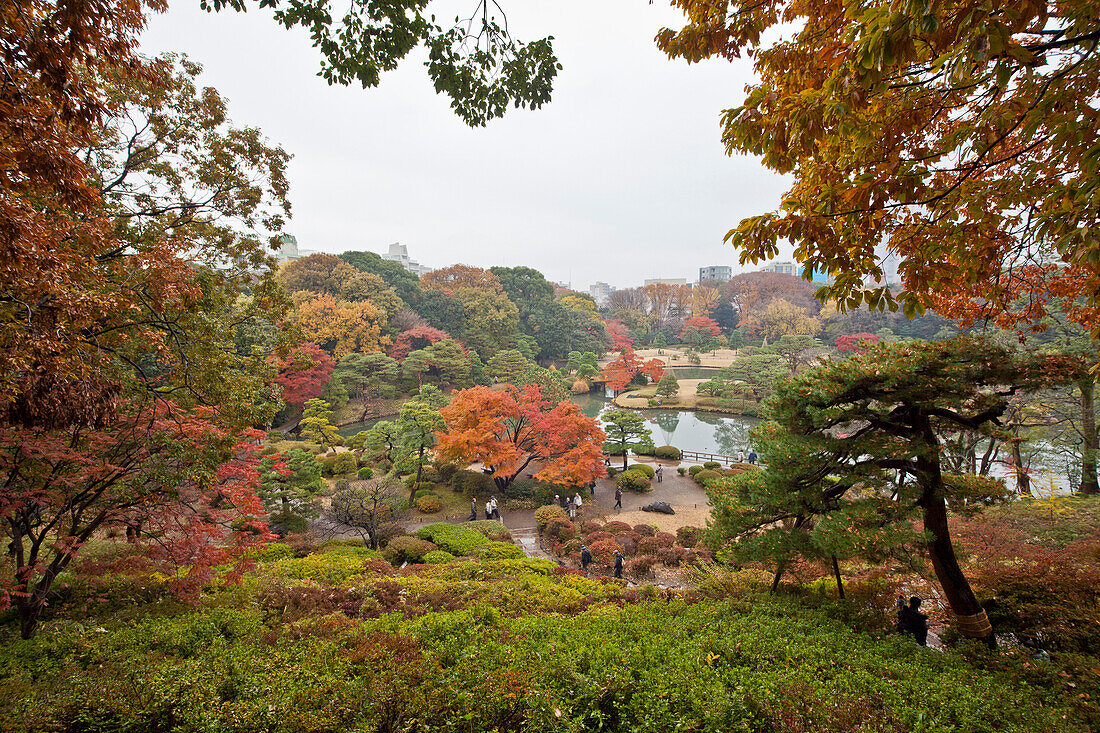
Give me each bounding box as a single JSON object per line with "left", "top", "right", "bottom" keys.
{"left": 142, "top": 1, "right": 793, "bottom": 290}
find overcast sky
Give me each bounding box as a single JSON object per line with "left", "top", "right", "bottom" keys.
{"left": 142, "top": 1, "right": 793, "bottom": 291}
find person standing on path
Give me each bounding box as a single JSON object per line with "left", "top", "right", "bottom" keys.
{"left": 655, "top": 465, "right": 663, "bottom": 483}
{"left": 589, "top": 481, "right": 596, "bottom": 497}
{"left": 613, "top": 551, "right": 624, "bottom": 579}
{"left": 484, "top": 498, "right": 492, "bottom": 520}
{"left": 748, "top": 450, "right": 757, "bottom": 465}
{"left": 573, "top": 492, "right": 583, "bottom": 517}
{"left": 737, "top": 450, "right": 745, "bottom": 463}
{"left": 468, "top": 498, "right": 477, "bottom": 521}
{"left": 580, "top": 545, "right": 592, "bottom": 572}
{"left": 490, "top": 496, "right": 500, "bottom": 520}
{"left": 614, "top": 486, "right": 623, "bottom": 510}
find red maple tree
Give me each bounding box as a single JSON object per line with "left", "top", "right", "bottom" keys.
{"left": 273, "top": 343, "right": 335, "bottom": 409}
{"left": 603, "top": 348, "right": 666, "bottom": 391}
{"left": 435, "top": 385, "right": 606, "bottom": 491}
{"left": 604, "top": 319, "right": 633, "bottom": 351}
{"left": 680, "top": 316, "right": 722, "bottom": 338}
{"left": 387, "top": 326, "right": 455, "bottom": 362}
{"left": 835, "top": 333, "right": 880, "bottom": 353}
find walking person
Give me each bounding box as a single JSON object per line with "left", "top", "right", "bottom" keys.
{"left": 737, "top": 450, "right": 745, "bottom": 463}
{"left": 468, "top": 498, "right": 478, "bottom": 521}
{"left": 614, "top": 486, "right": 623, "bottom": 510}
{"left": 490, "top": 496, "right": 500, "bottom": 520}
{"left": 568, "top": 496, "right": 576, "bottom": 520}
{"left": 748, "top": 450, "right": 757, "bottom": 465}
{"left": 580, "top": 545, "right": 592, "bottom": 572}
{"left": 573, "top": 491, "right": 583, "bottom": 515}
{"left": 613, "top": 550, "right": 624, "bottom": 579}
{"left": 655, "top": 465, "right": 663, "bottom": 483}
{"left": 484, "top": 498, "right": 492, "bottom": 520}
{"left": 589, "top": 480, "right": 596, "bottom": 497}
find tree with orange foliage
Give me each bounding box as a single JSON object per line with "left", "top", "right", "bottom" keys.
{"left": 680, "top": 317, "right": 722, "bottom": 339}
{"left": 435, "top": 385, "right": 606, "bottom": 492}
{"left": 603, "top": 348, "right": 666, "bottom": 392}
{"left": 420, "top": 264, "right": 503, "bottom": 295}
{"left": 659, "top": 0, "right": 1100, "bottom": 335}
{"left": 604, "top": 320, "right": 634, "bottom": 351}
{"left": 388, "top": 326, "right": 454, "bottom": 362}
{"left": 294, "top": 294, "right": 389, "bottom": 359}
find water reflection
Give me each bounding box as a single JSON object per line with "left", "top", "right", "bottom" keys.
{"left": 570, "top": 391, "right": 759, "bottom": 456}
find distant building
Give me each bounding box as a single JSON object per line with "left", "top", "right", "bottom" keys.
{"left": 274, "top": 234, "right": 319, "bottom": 263}
{"left": 758, "top": 261, "right": 799, "bottom": 277}
{"left": 643, "top": 277, "right": 689, "bottom": 287}
{"left": 381, "top": 242, "right": 432, "bottom": 276}
{"left": 698, "top": 265, "right": 732, "bottom": 283}
{"left": 589, "top": 281, "right": 615, "bottom": 307}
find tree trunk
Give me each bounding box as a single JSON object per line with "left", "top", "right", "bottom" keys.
{"left": 831, "top": 555, "right": 845, "bottom": 599}
{"left": 1079, "top": 376, "right": 1098, "bottom": 495}
{"left": 1010, "top": 439, "right": 1031, "bottom": 496}
{"left": 918, "top": 448, "right": 995, "bottom": 646}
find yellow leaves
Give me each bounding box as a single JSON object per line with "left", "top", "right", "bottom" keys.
{"left": 294, "top": 294, "right": 389, "bottom": 360}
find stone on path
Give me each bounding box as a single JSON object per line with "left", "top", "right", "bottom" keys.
{"left": 641, "top": 501, "right": 675, "bottom": 515}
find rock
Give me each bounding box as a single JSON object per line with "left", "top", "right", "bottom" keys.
{"left": 641, "top": 501, "right": 675, "bottom": 515}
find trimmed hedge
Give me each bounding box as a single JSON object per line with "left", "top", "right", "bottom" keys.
{"left": 415, "top": 523, "right": 491, "bottom": 555}
{"left": 626, "top": 464, "right": 655, "bottom": 479}
{"left": 616, "top": 471, "right": 651, "bottom": 493}
{"left": 654, "top": 445, "right": 682, "bottom": 460}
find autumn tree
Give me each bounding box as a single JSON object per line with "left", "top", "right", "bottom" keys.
{"left": 835, "top": 333, "right": 881, "bottom": 354}
{"left": 602, "top": 411, "right": 655, "bottom": 469}
{"left": 2, "top": 44, "right": 286, "bottom": 637}
{"left": 294, "top": 294, "right": 389, "bottom": 359}
{"left": 421, "top": 264, "right": 503, "bottom": 295}
{"left": 680, "top": 316, "right": 723, "bottom": 349}
{"left": 273, "top": 343, "right": 335, "bottom": 411}
{"left": 389, "top": 326, "right": 454, "bottom": 362}
{"left": 692, "top": 284, "right": 721, "bottom": 317}
{"left": 707, "top": 338, "right": 1064, "bottom": 644}
{"left": 280, "top": 253, "right": 401, "bottom": 315}
{"left": 660, "top": 1, "right": 1100, "bottom": 334}
{"left": 436, "top": 385, "right": 606, "bottom": 491}
{"left": 744, "top": 299, "right": 821, "bottom": 342}
{"left": 603, "top": 348, "right": 666, "bottom": 392}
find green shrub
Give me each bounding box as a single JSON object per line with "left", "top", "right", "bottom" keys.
{"left": 464, "top": 520, "right": 512, "bottom": 542}
{"left": 259, "top": 445, "right": 278, "bottom": 456}
{"left": 415, "top": 495, "right": 443, "bottom": 513}
{"left": 607, "top": 466, "right": 618, "bottom": 477}
{"left": 626, "top": 464, "right": 655, "bottom": 479}
{"left": 357, "top": 467, "right": 374, "bottom": 480}
{"left": 633, "top": 443, "right": 655, "bottom": 456}
{"left": 252, "top": 542, "right": 294, "bottom": 562}
{"left": 267, "top": 510, "right": 308, "bottom": 535}
{"left": 602, "top": 442, "right": 626, "bottom": 455}
{"left": 423, "top": 550, "right": 455, "bottom": 564}
{"left": 414, "top": 487, "right": 436, "bottom": 500}
{"left": 437, "top": 463, "right": 458, "bottom": 483}
{"left": 476, "top": 541, "right": 525, "bottom": 560}
{"left": 693, "top": 469, "right": 720, "bottom": 484}
{"left": 703, "top": 461, "right": 721, "bottom": 470}
{"left": 616, "top": 471, "right": 651, "bottom": 493}
{"left": 654, "top": 445, "right": 682, "bottom": 460}
{"left": 534, "top": 504, "right": 568, "bottom": 529}
{"left": 420, "top": 465, "right": 441, "bottom": 483}
{"left": 688, "top": 465, "right": 703, "bottom": 477}
{"left": 677, "top": 467, "right": 687, "bottom": 476}
{"left": 383, "top": 536, "right": 437, "bottom": 564}
{"left": 456, "top": 469, "right": 492, "bottom": 495}
{"left": 415, "top": 523, "right": 491, "bottom": 555}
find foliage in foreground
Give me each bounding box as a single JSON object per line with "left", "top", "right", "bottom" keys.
{"left": 1, "top": 551, "right": 1097, "bottom": 733}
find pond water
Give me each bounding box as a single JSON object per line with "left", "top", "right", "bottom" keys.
{"left": 569, "top": 392, "right": 760, "bottom": 457}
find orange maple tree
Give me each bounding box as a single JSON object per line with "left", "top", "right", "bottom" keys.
{"left": 603, "top": 348, "right": 666, "bottom": 391}
{"left": 435, "top": 385, "right": 606, "bottom": 491}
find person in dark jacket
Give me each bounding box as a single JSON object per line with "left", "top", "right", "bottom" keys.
{"left": 897, "top": 596, "right": 929, "bottom": 646}
{"left": 747, "top": 450, "right": 758, "bottom": 465}
{"left": 613, "top": 551, "right": 624, "bottom": 579}
{"left": 468, "top": 498, "right": 478, "bottom": 521}
{"left": 580, "top": 545, "right": 592, "bottom": 572}
{"left": 614, "top": 486, "right": 623, "bottom": 510}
